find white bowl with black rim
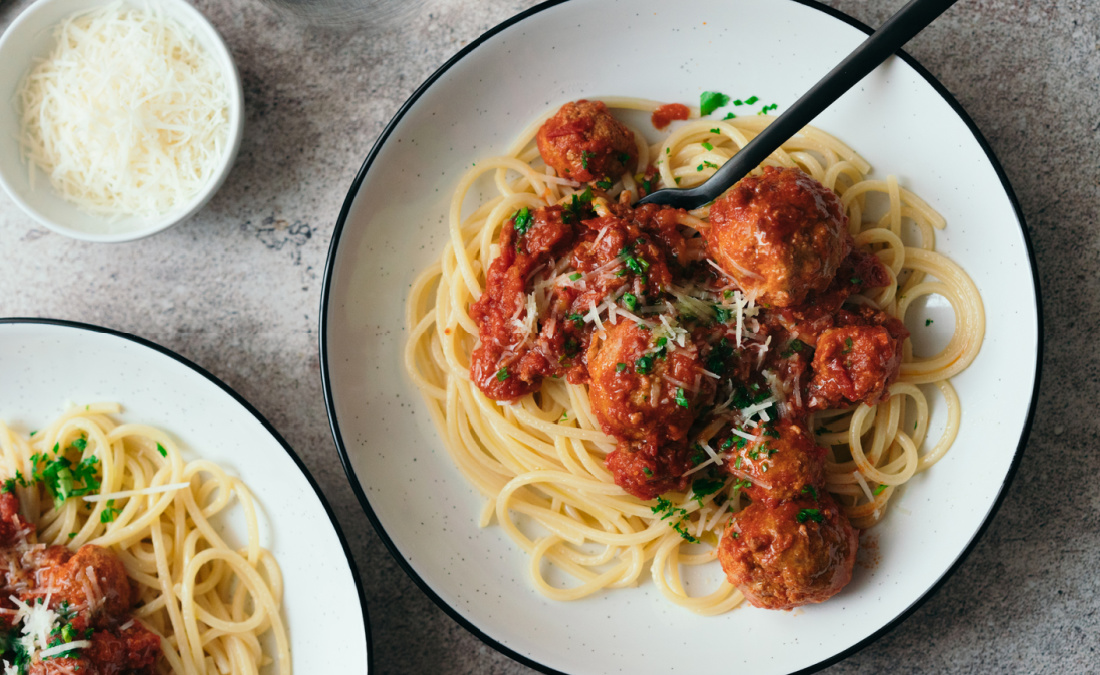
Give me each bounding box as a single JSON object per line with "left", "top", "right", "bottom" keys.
{"left": 320, "top": 0, "right": 1041, "bottom": 673}
{"left": 0, "top": 318, "right": 372, "bottom": 672}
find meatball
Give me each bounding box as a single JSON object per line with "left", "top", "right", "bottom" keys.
{"left": 588, "top": 321, "right": 706, "bottom": 444}
{"left": 606, "top": 439, "right": 695, "bottom": 501}
{"left": 718, "top": 495, "right": 858, "bottom": 610}
{"left": 470, "top": 205, "right": 576, "bottom": 401}
{"left": 536, "top": 100, "right": 637, "bottom": 183}
{"left": 725, "top": 419, "right": 825, "bottom": 504}
{"left": 706, "top": 166, "right": 850, "bottom": 307}
{"left": 37, "top": 545, "right": 133, "bottom": 629}
{"left": 808, "top": 321, "right": 904, "bottom": 409}
{"left": 27, "top": 623, "right": 160, "bottom": 675}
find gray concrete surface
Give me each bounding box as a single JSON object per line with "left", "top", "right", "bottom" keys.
{"left": 0, "top": 0, "right": 1095, "bottom": 672}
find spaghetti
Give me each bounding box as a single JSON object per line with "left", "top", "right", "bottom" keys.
{"left": 405, "top": 98, "right": 984, "bottom": 614}
{"left": 0, "top": 403, "right": 289, "bottom": 673}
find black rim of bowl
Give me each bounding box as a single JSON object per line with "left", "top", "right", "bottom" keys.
{"left": 0, "top": 317, "right": 374, "bottom": 673}
{"left": 319, "top": 1, "right": 1043, "bottom": 673}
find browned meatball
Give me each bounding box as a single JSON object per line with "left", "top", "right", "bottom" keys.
{"left": 536, "top": 100, "right": 637, "bottom": 183}
{"left": 588, "top": 321, "right": 705, "bottom": 444}
{"left": 27, "top": 623, "right": 160, "bottom": 675}
{"left": 706, "top": 166, "right": 850, "bottom": 307}
{"left": 808, "top": 316, "right": 905, "bottom": 409}
{"left": 606, "top": 439, "right": 695, "bottom": 501}
{"left": 37, "top": 544, "right": 133, "bottom": 629}
{"left": 718, "top": 495, "right": 857, "bottom": 610}
{"left": 725, "top": 419, "right": 825, "bottom": 504}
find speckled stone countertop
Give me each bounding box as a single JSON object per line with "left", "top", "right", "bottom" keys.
{"left": 0, "top": 0, "right": 1095, "bottom": 672}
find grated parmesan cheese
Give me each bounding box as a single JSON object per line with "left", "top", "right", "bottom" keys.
{"left": 17, "top": 2, "right": 230, "bottom": 217}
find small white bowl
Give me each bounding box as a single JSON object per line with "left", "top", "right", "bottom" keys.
{"left": 0, "top": 0, "right": 244, "bottom": 242}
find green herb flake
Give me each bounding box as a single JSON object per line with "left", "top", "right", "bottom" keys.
{"left": 581, "top": 150, "right": 596, "bottom": 170}
{"left": 874, "top": 484, "right": 887, "bottom": 495}
{"left": 709, "top": 128, "right": 720, "bottom": 134}
{"left": 596, "top": 178, "right": 613, "bottom": 190}
{"left": 745, "top": 95, "right": 759, "bottom": 105}
{"left": 843, "top": 337, "right": 854, "bottom": 354}
{"left": 156, "top": 443, "right": 167, "bottom": 458}
{"left": 495, "top": 367, "right": 509, "bottom": 382}
{"left": 635, "top": 355, "right": 655, "bottom": 375}
{"left": 723, "top": 112, "right": 736, "bottom": 120}
{"left": 796, "top": 508, "right": 824, "bottom": 524}
{"left": 511, "top": 207, "right": 532, "bottom": 235}
{"left": 801, "top": 485, "right": 819, "bottom": 500}
{"left": 622, "top": 293, "right": 638, "bottom": 312}
{"left": 567, "top": 313, "right": 585, "bottom": 328}
{"left": 700, "top": 91, "right": 731, "bottom": 116}
{"left": 616, "top": 363, "right": 627, "bottom": 374}
{"left": 642, "top": 467, "right": 653, "bottom": 477}
{"left": 569, "top": 272, "right": 582, "bottom": 281}
{"left": 100, "top": 499, "right": 121, "bottom": 524}
{"left": 675, "top": 388, "right": 689, "bottom": 408}
{"left": 925, "top": 318, "right": 934, "bottom": 326}
{"left": 701, "top": 141, "right": 714, "bottom": 151}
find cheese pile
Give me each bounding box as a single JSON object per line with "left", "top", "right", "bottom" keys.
{"left": 17, "top": 2, "right": 230, "bottom": 217}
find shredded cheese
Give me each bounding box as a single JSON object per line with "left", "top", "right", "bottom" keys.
{"left": 38, "top": 640, "right": 93, "bottom": 660}
{"left": 18, "top": 2, "right": 230, "bottom": 217}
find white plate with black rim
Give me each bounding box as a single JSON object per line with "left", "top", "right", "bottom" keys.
{"left": 0, "top": 318, "right": 371, "bottom": 673}
{"left": 320, "top": 0, "right": 1041, "bottom": 673}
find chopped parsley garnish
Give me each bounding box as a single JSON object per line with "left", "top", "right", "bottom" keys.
{"left": 874, "top": 484, "right": 887, "bottom": 495}
{"left": 596, "top": 177, "right": 613, "bottom": 190}
{"left": 701, "top": 141, "right": 714, "bottom": 151}
{"left": 635, "top": 355, "right": 655, "bottom": 375}
{"left": 714, "top": 306, "right": 733, "bottom": 324}
{"left": 925, "top": 318, "right": 934, "bottom": 326}
{"left": 781, "top": 339, "right": 805, "bottom": 358}
{"left": 699, "top": 91, "right": 730, "bottom": 116}
{"left": 850, "top": 276, "right": 862, "bottom": 285}
{"left": 617, "top": 151, "right": 631, "bottom": 163}
{"left": 691, "top": 477, "right": 725, "bottom": 506}
{"left": 511, "top": 207, "right": 532, "bottom": 235}
{"left": 156, "top": 442, "right": 167, "bottom": 458}
{"left": 24, "top": 447, "right": 101, "bottom": 508}
{"left": 621, "top": 293, "right": 638, "bottom": 312}
{"left": 675, "top": 388, "right": 689, "bottom": 408}
{"left": 616, "top": 363, "right": 627, "bottom": 374}
{"left": 843, "top": 337, "right": 854, "bottom": 354}
{"left": 100, "top": 499, "right": 121, "bottom": 524}
{"left": 569, "top": 272, "right": 582, "bottom": 281}
{"left": 723, "top": 112, "right": 736, "bottom": 120}
{"left": 580, "top": 150, "right": 596, "bottom": 170}
{"left": 651, "top": 497, "right": 698, "bottom": 543}
{"left": 706, "top": 337, "right": 733, "bottom": 373}
{"left": 623, "top": 253, "right": 650, "bottom": 277}
{"left": 745, "top": 95, "right": 759, "bottom": 105}
{"left": 642, "top": 467, "right": 653, "bottom": 477}
{"left": 709, "top": 128, "right": 720, "bottom": 134}
{"left": 495, "top": 367, "right": 509, "bottom": 382}
{"left": 567, "top": 313, "right": 585, "bottom": 328}
{"left": 801, "top": 485, "right": 819, "bottom": 500}
{"left": 796, "top": 508, "right": 824, "bottom": 524}
{"left": 733, "top": 479, "right": 753, "bottom": 491}
{"left": 563, "top": 187, "right": 595, "bottom": 223}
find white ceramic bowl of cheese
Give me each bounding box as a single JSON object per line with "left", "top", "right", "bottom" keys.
{"left": 0, "top": 0, "right": 244, "bottom": 243}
